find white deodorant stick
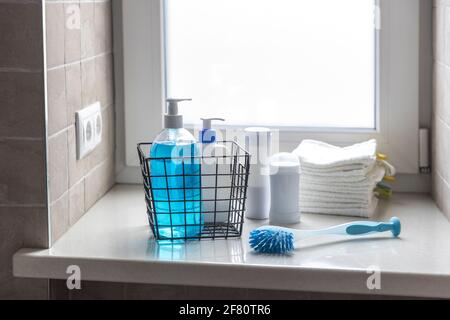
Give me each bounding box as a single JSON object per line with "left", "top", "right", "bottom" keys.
{"left": 244, "top": 127, "right": 272, "bottom": 220}
{"left": 269, "top": 153, "right": 301, "bottom": 225}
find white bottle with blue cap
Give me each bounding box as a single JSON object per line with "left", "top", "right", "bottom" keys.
{"left": 199, "top": 118, "right": 231, "bottom": 224}
{"left": 200, "top": 118, "right": 224, "bottom": 145}
{"left": 150, "top": 99, "right": 203, "bottom": 239}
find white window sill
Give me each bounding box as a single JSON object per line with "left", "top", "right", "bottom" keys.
{"left": 13, "top": 185, "right": 450, "bottom": 299}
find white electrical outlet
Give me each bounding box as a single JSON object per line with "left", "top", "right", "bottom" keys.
{"left": 76, "top": 102, "right": 103, "bottom": 160}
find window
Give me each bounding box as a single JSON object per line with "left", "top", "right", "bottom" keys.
{"left": 118, "top": 0, "right": 420, "bottom": 176}
{"left": 166, "top": 0, "right": 376, "bottom": 129}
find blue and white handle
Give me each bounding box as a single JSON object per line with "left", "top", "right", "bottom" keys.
{"left": 260, "top": 217, "right": 401, "bottom": 241}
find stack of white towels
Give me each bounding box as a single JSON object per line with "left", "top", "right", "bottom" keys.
{"left": 293, "top": 140, "right": 395, "bottom": 218}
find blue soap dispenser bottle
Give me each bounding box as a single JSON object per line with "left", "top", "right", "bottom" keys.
{"left": 150, "top": 99, "right": 202, "bottom": 240}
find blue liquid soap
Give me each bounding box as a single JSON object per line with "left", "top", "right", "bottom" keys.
{"left": 150, "top": 142, "right": 202, "bottom": 239}
{"left": 150, "top": 99, "right": 204, "bottom": 240}
{"left": 150, "top": 137, "right": 203, "bottom": 240}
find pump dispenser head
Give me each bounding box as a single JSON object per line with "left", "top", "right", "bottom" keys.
{"left": 200, "top": 118, "right": 225, "bottom": 144}
{"left": 165, "top": 99, "right": 192, "bottom": 129}
{"left": 201, "top": 118, "right": 225, "bottom": 129}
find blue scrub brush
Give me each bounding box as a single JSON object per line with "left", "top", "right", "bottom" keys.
{"left": 249, "top": 217, "right": 401, "bottom": 255}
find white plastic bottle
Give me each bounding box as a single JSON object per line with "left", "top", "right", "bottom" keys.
{"left": 245, "top": 127, "right": 272, "bottom": 220}
{"left": 199, "top": 118, "right": 231, "bottom": 224}
{"left": 269, "top": 153, "right": 301, "bottom": 225}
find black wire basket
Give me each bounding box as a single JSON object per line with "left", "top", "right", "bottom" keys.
{"left": 137, "top": 141, "right": 250, "bottom": 241}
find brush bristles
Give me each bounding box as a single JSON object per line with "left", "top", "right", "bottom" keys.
{"left": 249, "top": 229, "right": 295, "bottom": 254}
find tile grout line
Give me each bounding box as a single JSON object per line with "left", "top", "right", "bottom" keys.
{"left": 0, "top": 67, "right": 43, "bottom": 74}
{"left": 46, "top": 0, "right": 111, "bottom": 4}
{"left": 42, "top": 0, "right": 52, "bottom": 251}
{"left": 0, "top": 137, "right": 44, "bottom": 142}
{"left": 0, "top": 204, "right": 47, "bottom": 209}
{"left": 47, "top": 51, "right": 113, "bottom": 72}
{"left": 49, "top": 155, "right": 112, "bottom": 208}
{"left": 62, "top": 11, "right": 71, "bottom": 232}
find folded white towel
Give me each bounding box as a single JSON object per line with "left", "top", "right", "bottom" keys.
{"left": 300, "top": 163, "right": 376, "bottom": 178}
{"left": 300, "top": 197, "right": 379, "bottom": 218}
{"left": 300, "top": 159, "right": 394, "bottom": 179}
{"left": 300, "top": 164, "right": 386, "bottom": 186}
{"left": 293, "top": 139, "right": 377, "bottom": 169}
{"left": 300, "top": 190, "right": 375, "bottom": 203}
{"left": 300, "top": 182, "right": 378, "bottom": 195}
{"left": 301, "top": 197, "right": 377, "bottom": 209}
{"left": 293, "top": 139, "right": 390, "bottom": 218}
{"left": 300, "top": 163, "right": 371, "bottom": 173}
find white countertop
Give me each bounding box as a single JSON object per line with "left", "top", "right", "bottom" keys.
{"left": 14, "top": 185, "right": 450, "bottom": 298}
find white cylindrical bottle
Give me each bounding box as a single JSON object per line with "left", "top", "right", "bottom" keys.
{"left": 199, "top": 118, "right": 231, "bottom": 224}
{"left": 269, "top": 153, "right": 301, "bottom": 225}
{"left": 244, "top": 127, "right": 272, "bottom": 220}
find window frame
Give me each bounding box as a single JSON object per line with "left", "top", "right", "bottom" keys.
{"left": 165, "top": 0, "right": 379, "bottom": 132}
{"left": 117, "top": 0, "right": 420, "bottom": 176}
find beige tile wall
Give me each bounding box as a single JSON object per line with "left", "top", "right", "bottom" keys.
{"left": 0, "top": 0, "right": 49, "bottom": 299}
{"left": 45, "top": 0, "right": 115, "bottom": 244}
{"left": 433, "top": 0, "right": 450, "bottom": 220}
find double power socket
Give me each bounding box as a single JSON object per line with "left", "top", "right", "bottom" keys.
{"left": 76, "top": 102, "right": 103, "bottom": 160}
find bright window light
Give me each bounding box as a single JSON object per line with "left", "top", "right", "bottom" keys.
{"left": 165, "top": 0, "right": 376, "bottom": 129}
